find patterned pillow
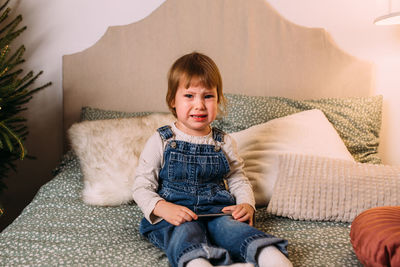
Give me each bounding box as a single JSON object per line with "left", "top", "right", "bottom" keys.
{"left": 80, "top": 106, "right": 153, "bottom": 121}
{"left": 231, "top": 109, "right": 355, "bottom": 206}
{"left": 213, "top": 94, "right": 382, "bottom": 164}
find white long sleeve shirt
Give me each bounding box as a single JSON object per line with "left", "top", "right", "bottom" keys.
{"left": 132, "top": 123, "right": 255, "bottom": 224}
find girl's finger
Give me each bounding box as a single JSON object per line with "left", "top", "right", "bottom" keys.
{"left": 180, "top": 207, "right": 197, "bottom": 220}
{"left": 233, "top": 209, "right": 247, "bottom": 219}
{"left": 237, "top": 213, "right": 250, "bottom": 222}
{"left": 222, "top": 205, "right": 236, "bottom": 213}
{"left": 185, "top": 208, "right": 198, "bottom": 220}
{"left": 249, "top": 215, "right": 254, "bottom": 226}
{"left": 232, "top": 205, "right": 244, "bottom": 214}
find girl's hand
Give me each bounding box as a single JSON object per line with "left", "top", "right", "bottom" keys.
{"left": 222, "top": 203, "right": 255, "bottom": 226}
{"left": 153, "top": 200, "right": 198, "bottom": 226}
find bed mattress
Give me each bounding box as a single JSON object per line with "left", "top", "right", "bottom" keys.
{"left": 0, "top": 152, "right": 361, "bottom": 266}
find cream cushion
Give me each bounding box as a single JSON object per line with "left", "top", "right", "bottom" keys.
{"left": 231, "top": 109, "right": 355, "bottom": 206}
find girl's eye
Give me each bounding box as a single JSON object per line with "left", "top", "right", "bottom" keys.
{"left": 205, "top": 95, "right": 215, "bottom": 99}
{"left": 184, "top": 94, "right": 193, "bottom": 98}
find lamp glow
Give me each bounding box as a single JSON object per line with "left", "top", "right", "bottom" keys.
{"left": 374, "top": 12, "right": 400, "bottom": 25}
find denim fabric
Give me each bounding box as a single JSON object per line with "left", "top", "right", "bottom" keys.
{"left": 140, "top": 126, "right": 288, "bottom": 267}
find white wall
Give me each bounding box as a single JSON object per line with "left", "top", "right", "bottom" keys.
{"left": 266, "top": 0, "right": 400, "bottom": 165}
{"left": 0, "top": 0, "right": 165, "bottom": 229}
{"left": 1, "top": 0, "right": 400, "bottom": 228}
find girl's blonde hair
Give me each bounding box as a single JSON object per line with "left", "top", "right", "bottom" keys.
{"left": 166, "top": 52, "right": 226, "bottom": 117}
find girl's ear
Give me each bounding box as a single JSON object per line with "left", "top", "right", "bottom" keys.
{"left": 171, "top": 98, "right": 175, "bottom": 108}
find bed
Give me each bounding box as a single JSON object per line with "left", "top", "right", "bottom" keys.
{"left": 1, "top": 0, "right": 400, "bottom": 266}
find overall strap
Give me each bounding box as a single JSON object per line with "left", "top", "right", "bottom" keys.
{"left": 212, "top": 127, "right": 225, "bottom": 143}
{"left": 157, "top": 125, "right": 174, "bottom": 141}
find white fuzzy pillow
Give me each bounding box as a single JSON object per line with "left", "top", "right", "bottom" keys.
{"left": 231, "top": 109, "right": 355, "bottom": 206}
{"left": 68, "top": 113, "right": 175, "bottom": 206}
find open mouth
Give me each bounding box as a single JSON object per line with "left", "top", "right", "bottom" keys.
{"left": 191, "top": 114, "right": 208, "bottom": 121}
{"left": 191, "top": 114, "right": 207, "bottom": 118}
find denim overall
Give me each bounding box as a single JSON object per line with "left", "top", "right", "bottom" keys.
{"left": 140, "top": 126, "right": 288, "bottom": 267}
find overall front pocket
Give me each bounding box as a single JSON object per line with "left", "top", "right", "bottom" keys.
{"left": 167, "top": 152, "right": 222, "bottom": 183}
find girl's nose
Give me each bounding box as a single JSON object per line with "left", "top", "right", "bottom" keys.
{"left": 194, "top": 97, "right": 205, "bottom": 109}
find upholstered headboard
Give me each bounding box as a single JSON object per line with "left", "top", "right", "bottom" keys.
{"left": 63, "top": 0, "right": 373, "bottom": 137}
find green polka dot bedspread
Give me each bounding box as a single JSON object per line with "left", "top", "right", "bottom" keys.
{"left": 0, "top": 152, "right": 362, "bottom": 266}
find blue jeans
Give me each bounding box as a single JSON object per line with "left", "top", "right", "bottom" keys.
{"left": 144, "top": 216, "right": 288, "bottom": 267}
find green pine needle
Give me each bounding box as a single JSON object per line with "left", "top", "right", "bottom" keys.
{"left": 0, "top": 0, "right": 51, "bottom": 194}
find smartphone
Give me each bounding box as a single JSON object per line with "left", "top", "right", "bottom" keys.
{"left": 197, "top": 213, "right": 232, "bottom": 218}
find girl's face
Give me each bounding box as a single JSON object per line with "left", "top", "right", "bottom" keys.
{"left": 172, "top": 77, "right": 218, "bottom": 136}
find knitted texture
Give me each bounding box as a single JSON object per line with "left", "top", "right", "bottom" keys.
{"left": 267, "top": 154, "right": 400, "bottom": 222}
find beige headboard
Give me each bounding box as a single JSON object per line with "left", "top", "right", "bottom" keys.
{"left": 63, "top": 0, "right": 373, "bottom": 139}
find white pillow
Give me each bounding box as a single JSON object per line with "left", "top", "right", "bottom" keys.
{"left": 230, "top": 109, "right": 355, "bottom": 206}
{"left": 68, "top": 113, "right": 175, "bottom": 206}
